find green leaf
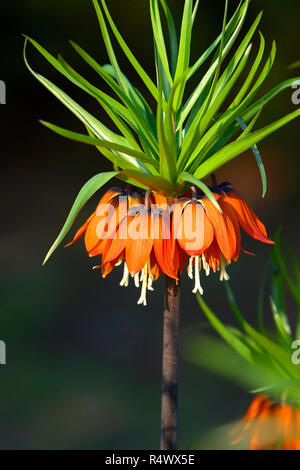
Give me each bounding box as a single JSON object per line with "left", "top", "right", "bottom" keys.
{"left": 187, "top": 0, "right": 245, "bottom": 84}
{"left": 183, "top": 41, "right": 277, "bottom": 173}
{"left": 273, "top": 230, "right": 300, "bottom": 311}
{"left": 159, "top": 0, "right": 178, "bottom": 77}
{"left": 177, "top": 0, "right": 249, "bottom": 128}
{"left": 192, "top": 0, "right": 200, "bottom": 25}
{"left": 177, "top": 172, "right": 222, "bottom": 212}
{"left": 197, "top": 295, "right": 257, "bottom": 364}
{"left": 270, "top": 297, "right": 292, "bottom": 347}
{"left": 158, "top": 71, "right": 190, "bottom": 183}
{"left": 26, "top": 34, "right": 156, "bottom": 159}
{"left": 102, "top": 64, "right": 157, "bottom": 139}
{"left": 24, "top": 40, "right": 130, "bottom": 148}
{"left": 150, "top": 0, "right": 173, "bottom": 88}
{"left": 236, "top": 117, "right": 267, "bottom": 197}
{"left": 231, "top": 31, "right": 266, "bottom": 108}
{"left": 193, "top": 108, "right": 300, "bottom": 180}
{"left": 197, "top": 0, "right": 229, "bottom": 127}
{"left": 289, "top": 60, "right": 300, "bottom": 70}
{"left": 225, "top": 284, "right": 299, "bottom": 378}
{"left": 172, "top": 0, "right": 193, "bottom": 110}
{"left": 209, "top": 11, "right": 262, "bottom": 107}
{"left": 43, "top": 171, "right": 118, "bottom": 265}
{"left": 69, "top": 42, "right": 160, "bottom": 159}
{"left": 199, "top": 41, "right": 253, "bottom": 137}
{"left": 99, "top": 0, "right": 160, "bottom": 102}
{"left": 180, "top": 11, "right": 262, "bottom": 170}
{"left": 120, "top": 170, "right": 176, "bottom": 196}
{"left": 40, "top": 120, "right": 157, "bottom": 169}
{"left": 241, "top": 77, "right": 300, "bottom": 125}
{"left": 257, "top": 258, "right": 270, "bottom": 333}
{"left": 92, "top": 0, "right": 129, "bottom": 94}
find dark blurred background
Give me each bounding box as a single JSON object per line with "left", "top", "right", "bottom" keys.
{"left": 1, "top": 0, "right": 300, "bottom": 449}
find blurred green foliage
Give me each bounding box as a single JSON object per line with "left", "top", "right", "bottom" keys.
{"left": 184, "top": 232, "right": 300, "bottom": 450}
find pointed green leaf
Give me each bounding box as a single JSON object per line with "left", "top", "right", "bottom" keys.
{"left": 178, "top": 0, "right": 249, "bottom": 128}
{"left": 172, "top": 0, "right": 193, "bottom": 110}
{"left": 194, "top": 108, "right": 300, "bottom": 180}
{"left": 236, "top": 117, "right": 267, "bottom": 197}
{"left": 43, "top": 171, "right": 118, "bottom": 265}
{"left": 24, "top": 40, "right": 130, "bottom": 147}
{"left": 159, "top": 0, "right": 178, "bottom": 77}
{"left": 40, "top": 120, "right": 157, "bottom": 168}
{"left": 92, "top": 0, "right": 129, "bottom": 94}
{"left": 150, "top": 0, "right": 173, "bottom": 87}
{"left": 99, "top": 0, "right": 160, "bottom": 102}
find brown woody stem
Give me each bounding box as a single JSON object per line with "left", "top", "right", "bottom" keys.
{"left": 160, "top": 275, "right": 180, "bottom": 450}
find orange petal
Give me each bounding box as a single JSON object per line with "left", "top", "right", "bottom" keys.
{"left": 153, "top": 213, "right": 179, "bottom": 280}
{"left": 65, "top": 211, "right": 95, "bottom": 247}
{"left": 225, "top": 190, "right": 274, "bottom": 245}
{"left": 220, "top": 198, "right": 241, "bottom": 261}
{"left": 101, "top": 255, "right": 123, "bottom": 278}
{"left": 203, "top": 238, "right": 221, "bottom": 272}
{"left": 125, "top": 212, "right": 153, "bottom": 275}
{"left": 150, "top": 192, "right": 170, "bottom": 210}
{"left": 201, "top": 198, "right": 236, "bottom": 262}
{"left": 85, "top": 197, "right": 128, "bottom": 255}
{"left": 95, "top": 187, "right": 122, "bottom": 213}
{"left": 102, "top": 233, "right": 126, "bottom": 266}
{"left": 149, "top": 251, "right": 162, "bottom": 280}
{"left": 176, "top": 201, "right": 214, "bottom": 256}
{"left": 65, "top": 188, "right": 122, "bottom": 248}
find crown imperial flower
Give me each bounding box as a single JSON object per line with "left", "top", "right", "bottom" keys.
{"left": 66, "top": 182, "right": 273, "bottom": 304}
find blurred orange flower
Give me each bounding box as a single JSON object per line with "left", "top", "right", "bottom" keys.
{"left": 232, "top": 395, "right": 300, "bottom": 450}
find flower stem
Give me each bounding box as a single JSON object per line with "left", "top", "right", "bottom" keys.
{"left": 160, "top": 275, "right": 180, "bottom": 450}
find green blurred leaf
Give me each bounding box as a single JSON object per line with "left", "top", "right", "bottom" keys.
{"left": 196, "top": 295, "right": 256, "bottom": 364}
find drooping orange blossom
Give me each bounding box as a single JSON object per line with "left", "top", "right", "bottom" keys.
{"left": 67, "top": 182, "right": 273, "bottom": 305}
{"left": 231, "top": 394, "right": 300, "bottom": 450}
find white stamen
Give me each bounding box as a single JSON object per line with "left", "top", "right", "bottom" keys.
{"left": 188, "top": 257, "right": 194, "bottom": 279}
{"left": 119, "top": 263, "right": 129, "bottom": 287}
{"left": 202, "top": 254, "right": 210, "bottom": 277}
{"left": 137, "top": 265, "right": 148, "bottom": 306}
{"left": 147, "top": 274, "right": 154, "bottom": 291}
{"left": 220, "top": 257, "right": 230, "bottom": 281}
{"left": 192, "top": 255, "right": 204, "bottom": 295}
{"left": 134, "top": 273, "right": 140, "bottom": 288}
